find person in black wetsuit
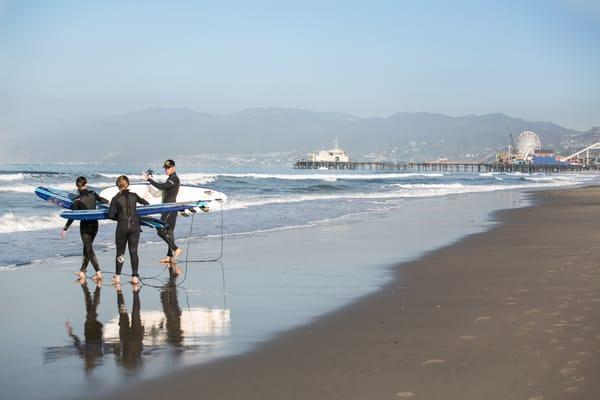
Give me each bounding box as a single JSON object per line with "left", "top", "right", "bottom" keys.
{"left": 62, "top": 176, "right": 109, "bottom": 282}
{"left": 108, "top": 175, "right": 149, "bottom": 285}
{"left": 143, "top": 159, "right": 182, "bottom": 263}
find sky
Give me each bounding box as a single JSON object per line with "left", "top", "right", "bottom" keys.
{"left": 2, "top": 0, "right": 600, "bottom": 134}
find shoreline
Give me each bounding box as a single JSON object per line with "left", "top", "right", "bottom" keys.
{"left": 0, "top": 189, "right": 525, "bottom": 400}
{"left": 107, "top": 186, "right": 600, "bottom": 399}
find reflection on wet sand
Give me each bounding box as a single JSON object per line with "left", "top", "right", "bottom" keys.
{"left": 44, "top": 266, "right": 231, "bottom": 374}
{"left": 113, "top": 288, "right": 144, "bottom": 371}
{"left": 53, "top": 283, "right": 104, "bottom": 374}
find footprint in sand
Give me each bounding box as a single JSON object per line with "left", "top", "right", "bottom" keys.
{"left": 460, "top": 335, "right": 475, "bottom": 341}
{"left": 474, "top": 316, "right": 492, "bottom": 323}
{"left": 396, "top": 392, "right": 415, "bottom": 398}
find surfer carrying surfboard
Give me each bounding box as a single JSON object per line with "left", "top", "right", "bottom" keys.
{"left": 61, "top": 176, "right": 109, "bottom": 283}
{"left": 143, "top": 159, "right": 183, "bottom": 264}
{"left": 108, "top": 175, "right": 149, "bottom": 285}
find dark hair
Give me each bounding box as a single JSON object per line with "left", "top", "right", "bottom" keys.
{"left": 116, "top": 175, "right": 129, "bottom": 190}
{"left": 163, "top": 159, "right": 175, "bottom": 168}
{"left": 75, "top": 176, "right": 87, "bottom": 190}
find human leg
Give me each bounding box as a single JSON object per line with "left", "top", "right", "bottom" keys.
{"left": 114, "top": 224, "right": 127, "bottom": 282}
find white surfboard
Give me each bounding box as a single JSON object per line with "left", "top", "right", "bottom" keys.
{"left": 100, "top": 183, "right": 227, "bottom": 213}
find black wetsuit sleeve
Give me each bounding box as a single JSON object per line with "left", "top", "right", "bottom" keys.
{"left": 108, "top": 196, "right": 118, "bottom": 220}
{"left": 94, "top": 192, "right": 109, "bottom": 205}
{"left": 135, "top": 194, "right": 149, "bottom": 206}
{"left": 148, "top": 177, "right": 176, "bottom": 191}
{"left": 64, "top": 198, "right": 82, "bottom": 230}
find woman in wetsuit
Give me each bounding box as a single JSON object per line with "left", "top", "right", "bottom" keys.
{"left": 108, "top": 175, "right": 149, "bottom": 285}
{"left": 62, "top": 176, "right": 108, "bottom": 282}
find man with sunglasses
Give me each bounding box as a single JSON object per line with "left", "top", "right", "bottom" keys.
{"left": 143, "top": 159, "right": 182, "bottom": 263}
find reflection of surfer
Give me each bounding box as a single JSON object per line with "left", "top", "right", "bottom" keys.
{"left": 61, "top": 176, "right": 108, "bottom": 283}
{"left": 143, "top": 159, "right": 182, "bottom": 264}
{"left": 160, "top": 267, "right": 184, "bottom": 349}
{"left": 65, "top": 282, "right": 104, "bottom": 374}
{"left": 115, "top": 287, "right": 144, "bottom": 371}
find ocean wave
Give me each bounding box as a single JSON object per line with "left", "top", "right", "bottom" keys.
{"left": 0, "top": 173, "right": 25, "bottom": 181}
{"left": 522, "top": 174, "right": 595, "bottom": 183}
{"left": 97, "top": 172, "right": 216, "bottom": 185}
{"left": 216, "top": 172, "right": 445, "bottom": 181}
{"left": 222, "top": 177, "right": 588, "bottom": 210}
{"left": 0, "top": 183, "right": 76, "bottom": 193}
{"left": 0, "top": 212, "right": 65, "bottom": 233}
{"left": 0, "top": 182, "right": 114, "bottom": 193}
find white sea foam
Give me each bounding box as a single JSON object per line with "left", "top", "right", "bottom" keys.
{"left": 0, "top": 173, "right": 25, "bottom": 181}
{"left": 216, "top": 172, "right": 444, "bottom": 181}
{"left": 0, "top": 212, "right": 65, "bottom": 233}
{"left": 222, "top": 176, "right": 589, "bottom": 210}
{"left": 98, "top": 172, "right": 216, "bottom": 185}
{"left": 0, "top": 183, "right": 75, "bottom": 193}
{"left": 0, "top": 181, "right": 114, "bottom": 193}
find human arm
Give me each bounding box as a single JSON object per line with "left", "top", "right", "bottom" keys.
{"left": 108, "top": 196, "right": 118, "bottom": 220}
{"left": 61, "top": 198, "right": 81, "bottom": 236}
{"left": 147, "top": 176, "right": 177, "bottom": 191}
{"left": 135, "top": 194, "right": 149, "bottom": 206}
{"left": 94, "top": 192, "right": 109, "bottom": 205}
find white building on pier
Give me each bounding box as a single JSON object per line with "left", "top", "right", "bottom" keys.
{"left": 308, "top": 139, "right": 350, "bottom": 162}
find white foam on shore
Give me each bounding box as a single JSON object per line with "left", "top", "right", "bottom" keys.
{"left": 222, "top": 177, "right": 590, "bottom": 210}
{"left": 0, "top": 212, "right": 65, "bottom": 233}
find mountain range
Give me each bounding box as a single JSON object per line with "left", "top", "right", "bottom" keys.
{"left": 6, "top": 107, "right": 597, "bottom": 164}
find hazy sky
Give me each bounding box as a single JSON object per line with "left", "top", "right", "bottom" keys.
{"left": 2, "top": 0, "right": 599, "bottom": 132}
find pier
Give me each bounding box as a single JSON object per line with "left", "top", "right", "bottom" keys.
{"left": 294, "top": 160, "right": 590, "bottom": 173}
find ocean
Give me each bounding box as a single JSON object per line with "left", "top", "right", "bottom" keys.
{"left": 0, "top": 163, "right": 597, "bottom": 270}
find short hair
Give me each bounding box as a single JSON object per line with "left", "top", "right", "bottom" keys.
{"left": 116, "top": 175, "right": 129, "bottom": 190}
{"left": 163, "top": 159, "right": 175, "bottom": 168}
{"left": 75, "top": 176, "right": 87, "bottom": 190}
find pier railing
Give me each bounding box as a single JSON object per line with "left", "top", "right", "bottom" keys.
{"left": 294, "top": 160, "right": 590, "bottom": 173}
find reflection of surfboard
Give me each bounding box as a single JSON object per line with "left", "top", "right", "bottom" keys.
{"left": 60, "top": 201, "right": 208, "bottom": 221}
{"left": 100, "top": 183, "right": 227, "bottom": 213}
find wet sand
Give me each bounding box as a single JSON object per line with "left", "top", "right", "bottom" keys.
{"left": 109, "top": 187, "right": 600, "bottom": 400}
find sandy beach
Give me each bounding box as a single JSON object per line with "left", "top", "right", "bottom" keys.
{"left": 103, "top": 186, "right": 600, "bottom": 400}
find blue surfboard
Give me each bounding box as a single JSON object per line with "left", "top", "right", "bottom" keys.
{"left": 60, "top": 201, "right": 209, "bottom": 221}
{"left": 36, "top": 186, "right": 170, "bottom": 229}
{"left": 35, "top": 187, "right": 77, "bottom": 209}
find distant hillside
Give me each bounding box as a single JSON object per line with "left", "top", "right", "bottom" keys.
{"left": 16, "top": 107, "right": 588, "bottom": 163}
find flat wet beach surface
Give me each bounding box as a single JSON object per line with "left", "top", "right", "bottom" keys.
{"left": 0, "top": 191, "right": 522, "bottom": 400}
{"left": 100, "top": 186, "right": 600, "bottom": 400}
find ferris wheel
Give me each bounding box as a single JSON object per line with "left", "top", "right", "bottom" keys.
{"left": 516, "top": 131, "right": 541, "bottom": 158}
